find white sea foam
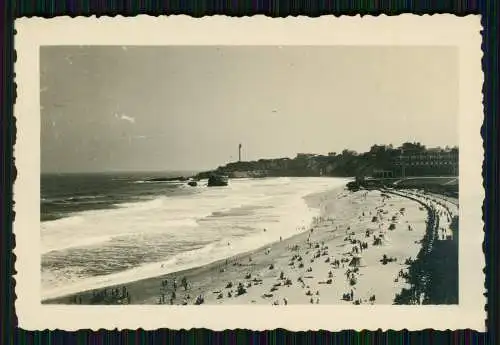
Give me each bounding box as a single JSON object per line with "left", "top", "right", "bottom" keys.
{"left": 41, "top": 177, "right": 349, "bottom": 300}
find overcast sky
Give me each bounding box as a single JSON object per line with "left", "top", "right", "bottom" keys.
{"left": 41, "top": 46, "right": 458, "bottom": 173}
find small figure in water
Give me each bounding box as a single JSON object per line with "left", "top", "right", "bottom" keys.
{"left": 182, "top": 277, "right": 188, "bottom": 291}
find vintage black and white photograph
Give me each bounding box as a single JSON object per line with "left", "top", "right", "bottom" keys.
{"left": 39, "top": 45, "right": 461, "bottom": 307}
{"left": 14, "top": 16, "right": 484, "bottom": 331}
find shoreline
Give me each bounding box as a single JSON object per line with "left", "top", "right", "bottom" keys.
{"left": 42, "top": 184, "right": 344, "bottom": 304}
{"left": 44, "top": 185, "right": 458, "bottom": 306}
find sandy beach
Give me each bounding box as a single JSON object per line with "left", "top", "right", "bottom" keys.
{"left": 45, "top": 185, "right": 458, "bottom": 306}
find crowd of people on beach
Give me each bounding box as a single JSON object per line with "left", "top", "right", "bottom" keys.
{"left": 64, "top": 188, "right": 456, "bottom": 306}
{"left": 156, "top": 276, "right": 206, "bottom": 305}
{"left": 198, "top": 191, "right": 411, "bottom": 305}
{"left": 70, "top": 286, "right": 132, "bottom": 305}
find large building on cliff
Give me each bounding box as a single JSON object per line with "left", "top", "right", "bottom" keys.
{"left": 392, "top": 147, "right": 458, "bottom": 177}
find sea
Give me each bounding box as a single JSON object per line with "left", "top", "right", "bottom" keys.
{"left": 41, "top": 173, "right": 349, "bottom": 300}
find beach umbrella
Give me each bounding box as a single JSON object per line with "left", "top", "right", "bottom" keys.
{"left": 348, "top": 255, "right": 366, "bottom": 267}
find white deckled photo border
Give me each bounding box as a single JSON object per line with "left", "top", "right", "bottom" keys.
{"left": 14, "top": 14, "right": 485, "bottom": 331}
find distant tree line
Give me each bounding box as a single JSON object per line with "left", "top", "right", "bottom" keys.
{"left": 196, "top": 142, "right": 459, "bottom": 179}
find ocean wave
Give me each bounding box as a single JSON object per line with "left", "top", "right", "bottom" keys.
{"left": 41, "top": 213, "right": 201, "bottom": 254}
{"left": 132, "top": 180, "right": 188, "bottom": 185}
{"left": 41, "top": 195, "right": 108, "bottom": 204}
{"left": 41, "top": 215, "right": 86, "bottom": 227}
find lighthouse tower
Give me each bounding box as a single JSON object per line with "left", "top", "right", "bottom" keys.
{"left": 238, "top": 143, "right": 242, "bottom": 162}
